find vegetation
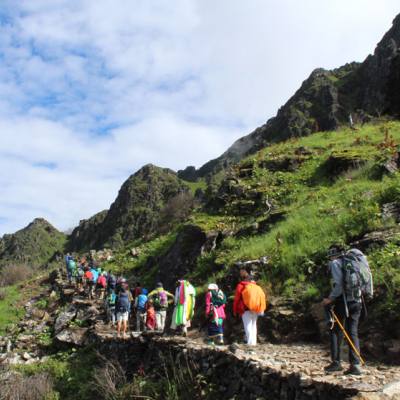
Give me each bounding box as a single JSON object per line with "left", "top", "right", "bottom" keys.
{"left": 0, "top": 285, "right": 24, "bottom": 335}
{"left": 0, "top": 218, "right": 66, "bottom": 269}
{"left": 107, "top": 121, "right": 400, "bottom": 314}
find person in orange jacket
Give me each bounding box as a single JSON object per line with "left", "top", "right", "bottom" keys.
{"left": 233, "top": 266, "right": 258, "bottom": 345}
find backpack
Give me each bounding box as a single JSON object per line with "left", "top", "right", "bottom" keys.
{"left": 98, "top": 276, "right": 106, "bottom": 288}
{"left": 154, "top": 290, "right": 168, "bottom": 309}
{"left": 137, "top": 294, "right": 147, "bottom": 311}
{"left": 84, "top": 271, "right": 93, "bottom": 281}
{"left": 108, "top": 275, "right": 116, "bottom": 289}
{"left": 67, "top": 260, "right": 76, "bottom": 271}
{"left": 242, "top": 283, "right": 267, "bottom": 314}
{"left": 341, "top": 249, "right": 373, "bottom": 300}
{"left": 108, "top": 292, "right": 117, "bottom": 306}
{"left": 211, "top": 289, "right": 226, "bottom": 308}
{"left": 117, "top": 292, "right": 130, "bottom": 313}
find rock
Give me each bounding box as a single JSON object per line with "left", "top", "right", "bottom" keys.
{"left": 382, "top": 202, "right": 400, "bottom": 223}
{"left": 383, "top": 381, "right": 400, "bottom": 397}
{"left": 55, "top": 328, "right": 89, "bottom": 346}
{"left": 21, "top": 352, "right": 31, "bottom": 361}
{"left": 54, "top": 306, "right": 77, "bottom": 333}
{"left": 76, "top": 305, "right": 100, "bottom": 322}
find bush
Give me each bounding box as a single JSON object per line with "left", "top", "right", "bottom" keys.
{"left": 0, "top": 288, "right": 6, "bottom": 301}
{"left": 0, "top": 265, "right": 33, "bottom": 287}
{"left": 0, "top": 370, "right": 56, "bottom": 400}
{"left": 158, "top": 192, "right": 197, "bottom": 233}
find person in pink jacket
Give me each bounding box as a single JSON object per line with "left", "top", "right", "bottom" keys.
{"left": 205, "top": 283, "right": 226, "bottom": 345}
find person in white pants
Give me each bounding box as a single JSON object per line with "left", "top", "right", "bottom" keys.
{"left": 242, "top": 310, "right": 258, "bottom": 345}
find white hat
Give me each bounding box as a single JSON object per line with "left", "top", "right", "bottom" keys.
{"left": 208, "top": 283, "right": 218, "bottom": 291}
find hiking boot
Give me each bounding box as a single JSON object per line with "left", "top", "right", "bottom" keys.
{"left": 324, "top": 362, "right": 343, "bottom": 374}
{"left": 204, "top": 338, "right": 215, "bottom": 346}
{"left": 216, "top": 337, "right": 224, "bottom": 346}
{"left": 344, "top": 365, "right": 363, "bottom": 376}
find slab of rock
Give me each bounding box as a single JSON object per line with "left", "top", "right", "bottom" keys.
{"left": 56, "top": 328, "right": 88, "bottom": 346}
{"left": 383, "top": 381, "right": 400, "bottom": 397}
{"left": 54, "top": 306, "right": 77, "bottom": 334}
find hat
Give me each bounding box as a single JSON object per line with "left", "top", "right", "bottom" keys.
{"left": 208, "top": 283, "right": 218, "bottom": 291}
{"left": 156, "top": 282, "right": 163, "bottom": 288}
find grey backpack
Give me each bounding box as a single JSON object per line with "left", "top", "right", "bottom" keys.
{"left": 341, "top": 249, "right": 373, "bottom": 300}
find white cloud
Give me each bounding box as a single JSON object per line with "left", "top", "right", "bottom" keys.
{"left": 0, "top": 0, "right": 399, "bottom": 235}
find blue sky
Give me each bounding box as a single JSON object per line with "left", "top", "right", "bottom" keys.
{"left": 0, "top": 0, "right": 399, "bottom": 235}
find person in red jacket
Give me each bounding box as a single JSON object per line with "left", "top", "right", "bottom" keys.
{"left": 233, "top": 266, "right": 258, "bottom": 345}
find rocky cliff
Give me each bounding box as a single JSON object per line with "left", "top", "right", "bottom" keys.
{"left": 69, "top": 164, "right": 189, "bottom": 251}
{"left": 181, "top": 13, "right": 400, "bottom": 179}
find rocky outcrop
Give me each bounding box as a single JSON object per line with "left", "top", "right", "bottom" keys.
{"left": 184, "top": 14, "right": 400, "bottom": 179}
{"left": 68, "top": 164, "right": 189, "bottom": 251}
{"left": 144, "top": 224, "right": 224, "bottom": 288}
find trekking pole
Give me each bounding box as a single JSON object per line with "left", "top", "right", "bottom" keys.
{"left": 331, "top": 310, "right": 365, "bottom": 365}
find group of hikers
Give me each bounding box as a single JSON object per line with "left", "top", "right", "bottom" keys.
{"left": 64, "top": 243, "right": 373, "bottom": 376}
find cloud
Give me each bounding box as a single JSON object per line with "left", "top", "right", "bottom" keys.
{"left": 0, "top": 0, "right": 399, "bottom": 235}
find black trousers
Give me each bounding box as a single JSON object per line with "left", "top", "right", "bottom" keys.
{"left": 329, "top": 300, "right": 362, "bottom": 365}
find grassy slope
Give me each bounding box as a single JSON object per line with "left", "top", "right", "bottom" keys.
{"left": 0, "top": 286, "right": 24, "bottom": 335}
{"left": 101, "top": 121, "right": 400, "bottom": 313}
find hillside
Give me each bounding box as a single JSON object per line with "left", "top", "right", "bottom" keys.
{"left": 0, "top": 218, "right": 66, "bottom": 268}
{"left": 102, "top": 121, "right": 400, "bottom": 353}
{"left": 181, "top": 13, "right": 400, "bottom": 179}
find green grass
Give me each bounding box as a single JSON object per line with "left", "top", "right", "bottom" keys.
{"left": 0, "top": 285, "right": 24, "bottom": 335}
{"left": 183, "top": 178, "right": 207, "bottom": 194}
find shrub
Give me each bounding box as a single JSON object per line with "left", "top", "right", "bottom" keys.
{"left": 0, "top": 264, "right": 33, "bottom": 287}
{"left": 0, "top": 288, "right": 6, "bottom": 301}
{"left": 0, "top": 370, "right": 55, "bottom": 400}
{"left": 158, "top": 192, "right": 197, "bottom": 233}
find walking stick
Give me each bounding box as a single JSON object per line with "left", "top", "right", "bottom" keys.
{"left": 331, "top": 310, "right": 365, "bottom": 365}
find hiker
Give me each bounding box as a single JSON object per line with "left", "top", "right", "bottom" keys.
{"left": 83, "top": 267, "right": 93, "bottom": 297}
{"left": 67, "top": 257, "right": 77, "bottom": 284}
{"left": 205, "top": 283, "right": 226, "bottom": 345}
{"left": 106, "top": 289, "right": 117, "bottom": 327}
{"left": 89, "top": 265, "right": 98, "bottom": 299}
{"left": 133, "top": 282, "right": 142, "bottom": 299}
{"left": 107, "top": 273, "right": 117, "bottom": 294}
{"left": 148, "top": 282, "right": 174, "bottom": 332}
{"left": 323, "top": 245, "right": 372, "bottom": 376}
{"left": 135, "top": 288, "right": 148, "bottom": 332}
{"left": 171, "top": 280, "right": 196, "bottom": 336}
{"left": 65, "top": 253, "right": 73, "bottom": 279}
{"left": 116, "top": 287, "right": 131, "bottom": 339}
{"left": 233, "top": 266, "right": 267, "bottom": 346}
{"left": 97, "top": 272, "right": 107, "bottom": 300}
{"left": 146, "top": 299, "right": 156, "bottom": 331}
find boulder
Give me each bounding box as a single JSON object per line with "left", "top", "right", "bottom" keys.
{"left": 54, "top": 306, "right": 77, "bottom": 334}
{"left": 76, "top": 305, "right": 101, "bottom": 322}
{"left": 55, "top": 327, "right": 89, "bottom": 346}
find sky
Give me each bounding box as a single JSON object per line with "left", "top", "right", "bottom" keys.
{"left": 0, "top": 0, "right": 399, "bottom": 236}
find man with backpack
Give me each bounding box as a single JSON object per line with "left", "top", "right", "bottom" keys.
{"left": 233, "top": 266, "right": 267, "bottom": 346}
{"left": 116, "top": 287, "right": 131, "bottom": 338}
{"left": 135, "top": 288, "right": 148, "bottom": 332}
{"left": 148, "top": 282, "right": 174, "bottom": 332}
{"left": 323, "top": 245, "right": 373, "bottom": 376}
